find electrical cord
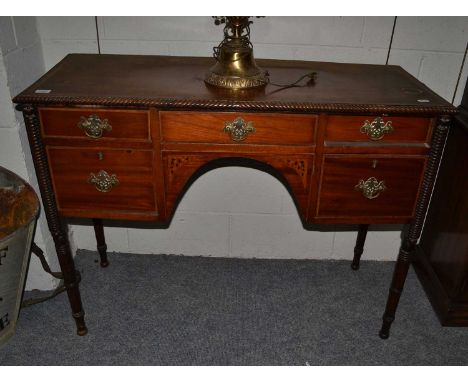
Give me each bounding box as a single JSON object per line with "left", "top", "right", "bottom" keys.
{"left": 266, "top": 71, "right": 317, "bottom": 88}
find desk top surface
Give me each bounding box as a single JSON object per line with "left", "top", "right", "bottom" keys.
{"left": 14, "top": 54, "right": 456, "bottom": 115}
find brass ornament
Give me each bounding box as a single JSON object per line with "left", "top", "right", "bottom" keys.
{"left": 360, "top": 117, "right": 393, "bottom": 141}
{"left": 88, "top": 170, "right": 119, "bottom": 192}
{"left": 205, "top": 16, "right": 268, "bottom": 90}
{"left": 78, "top": 114, "right": 112, "bottom": 138}
{"left": 205, "top": 71, "right": 267, "bottom": 89}
{"left": 355, "top": 177, "right": 386, "bottom": 199}
{"left": 223, "top": 117, "right": 256, "bottom": 141}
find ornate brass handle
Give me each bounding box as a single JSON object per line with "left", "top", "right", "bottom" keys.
{"left": 78, "top": 114, "right": 112, "bottom": 138}
{"left": 223, "top": 117, "right": 256, "bottom": 142}
{"left": 88, "top": 170, "right": 119, "bottom": 192}
{"left": 355, "top": 177, "right": 386, "bottom": 199}
{"left": 360, "top": 117, "right": 393, "bottom": 141}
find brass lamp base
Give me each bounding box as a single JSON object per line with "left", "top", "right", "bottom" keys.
{"left": 205, "top": 16, "right": 268, "bottom": 90}
{"left": 205, "top": 70, "right": 268, "bottom": 90}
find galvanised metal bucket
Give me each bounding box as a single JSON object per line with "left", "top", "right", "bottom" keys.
{"left": 0, "top": 166, "right": 39, "bottom": 347}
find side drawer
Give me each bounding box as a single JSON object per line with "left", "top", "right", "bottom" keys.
{"left": 47, "top": 147, "right": 157, "bottom": 217}
{"left": 316, "top": 155, "right": 426, "bottom": 219}
{"left": 326, "top": 115, "right": 432, "bottom": 143}
{"left": 40, "top": 108, "right": 150, "bottom": 141}
{"left": 160, "top": 111, "right": 317, "bottom": 145}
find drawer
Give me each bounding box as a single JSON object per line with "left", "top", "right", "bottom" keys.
{"left": 160, "top": 111, "right": 317, "bottom": 145}
{"left": 325, "top": 115, "right": 432, "bottom": 143}
{"left": 47, "top": 147, "right": 157, "bottom": 215}
{"left": 317, "top": 155, "right": 426, "bottom": 219}
{"left": 39, "top": 108, "right": 150, "bottom": 141}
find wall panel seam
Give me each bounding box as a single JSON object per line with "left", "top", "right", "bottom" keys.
{"left": 451, "top": 41, "right": 468, "bottom": 104}
{"left": 385, "top": 16, "right": 397, "bottom": 65}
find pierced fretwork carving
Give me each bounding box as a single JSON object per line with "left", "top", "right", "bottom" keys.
{"left": 168, "top": 156, "right": 191, "bottom": 182}
{"left": 286, "top": 159, "right": 308, "bottom": 188}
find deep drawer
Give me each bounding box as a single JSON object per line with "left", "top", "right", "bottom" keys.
{"left": 40, "top": 108, "right": 150, "bottom": 141}
{"left": 325, "top": 115, "right": 432, "bottom": 143}
{"left": 316, "top": 155, "right": 426, "bottom": 219}
{"left": 47, "top": 147, "right": 157, "bottom": 215}
{"left": 160, "top": 111, "right": 317, "bottom": 145}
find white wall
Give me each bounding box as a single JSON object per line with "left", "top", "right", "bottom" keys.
{"left": 388, "top": 17, "right": 468, "bottom": 104}
{"left": 1, "top": 16, "right": 467, "bottom": 289}
{"left": 0, "top": 16, "right": 59, "bottom": 290}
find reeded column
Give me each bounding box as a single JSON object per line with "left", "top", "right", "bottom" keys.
{"left": 19, "top": 104, "right": 88, "bottom": 336}
{"left": 379, "top": 115, "right": 451, "bottom": 339}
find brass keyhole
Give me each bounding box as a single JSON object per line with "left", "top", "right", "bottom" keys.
{"left": 372, "top": 160, "right": 378, "bottom": 168}
{"left": 97, "top": 152, "right": 104, "bottom": 161}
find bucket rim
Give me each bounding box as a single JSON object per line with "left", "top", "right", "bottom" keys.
{"left": 0, "top": 166, "right": 40, "bottom": 243}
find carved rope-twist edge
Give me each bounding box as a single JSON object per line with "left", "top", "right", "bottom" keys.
{"left": 13, "top": 95, "right": 457, "bottom": 115}
{"left": 407, "top": 116, "right": 450, "bottom": 242}
{"left": 21, "top": 105, "right": 65, "bottom": 241}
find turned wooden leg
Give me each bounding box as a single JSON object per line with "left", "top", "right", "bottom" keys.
{"left": 21, "top": 104, "right": 88, "bottom": 336}
{"left": 379, "top": 239, "right": 413, "bottom": 339}
{"left": 351, "top": 224, "right": 369, "bottom": 270}
{"left": 379, "top": 115, "right": 450, "bottom": 339}
{"left": 93, "top": 218, "right": 109, "bottom": 267}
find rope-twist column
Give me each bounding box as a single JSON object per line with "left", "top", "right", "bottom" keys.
{"left": 20, "top": 104, "right": 88, "bottom": 336}
{"left": 379, "top": 115, "right": 451, "bottom": 339}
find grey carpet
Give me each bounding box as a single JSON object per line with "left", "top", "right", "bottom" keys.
{"left": 0, "top": 249, "right": 467, "bottom": 365}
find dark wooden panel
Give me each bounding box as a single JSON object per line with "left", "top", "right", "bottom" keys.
{"left": 160, "top": 111, "right": 317, "bottom": 145}
{"left": 316, "top": 155, "right": 426, "bottom": 220}
{"left": 40, "top": 107, "right": 150, "bottom": 141}
{"left": 414, "top": 247, "right": 468, "bottom": 326}
{"left": 326, "top": 115, "right": 432, "bottom": 143}
{"left": 414, "top": 117, "right": 468, "bottom": 325}
{"left": 47, "top": 147, "right": 157, "bottom": 217}
{"left": 421, "top": 121, "right": 468, "bottom": 300}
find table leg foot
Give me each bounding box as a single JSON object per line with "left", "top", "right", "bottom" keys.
{"left": 73, "top": 310, "right": 88, "bottom": 336}
{"left": 378, "top": 329, "right": 390, "bottom": 340}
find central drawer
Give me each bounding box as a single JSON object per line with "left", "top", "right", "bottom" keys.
{"left": 47, "top": 147, "right": 157, "bottom": 218}
{"left": 160, "top": 111, "right": 317, "bottom": 145}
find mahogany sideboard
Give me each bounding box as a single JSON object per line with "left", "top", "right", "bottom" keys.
{"left": 12, "top": 54, "right": 457, "bottom": 339}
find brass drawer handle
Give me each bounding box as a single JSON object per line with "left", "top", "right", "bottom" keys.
{"left": 355, "top": 177, "right": 386, "bottom": 199}
{"left": 88, "top": 170, "right": 119, "bottom": 192}
{"left": 360, "top": 117, "right": 393, "bottom": 141}
{"left": 223, "top": 117, "right": 256, "bottom": 142}
{"left": 78, "top": 114, "right": 112, "bottom": 138}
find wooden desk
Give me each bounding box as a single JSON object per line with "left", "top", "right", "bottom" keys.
{"left": 13, "top": 54, "right": 457, "bottom": 339}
